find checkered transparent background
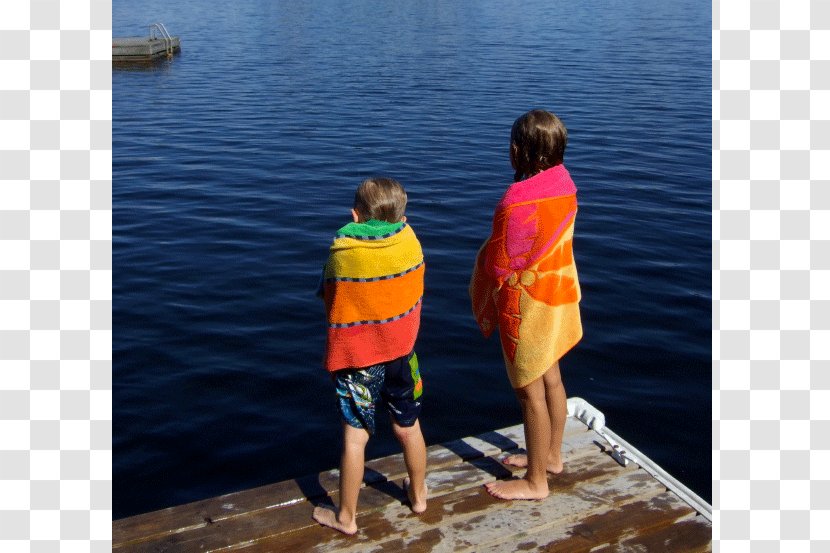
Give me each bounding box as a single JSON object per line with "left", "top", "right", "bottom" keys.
{"left": 1, "top": 0, "right": 112, "bottom": 551}
{"left": 714, "top": 0, "right": 830, "bottom": 550}
{"left": 2, "top": 0, "right": 829, "bottom": 550}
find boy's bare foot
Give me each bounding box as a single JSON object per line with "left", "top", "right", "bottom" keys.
{"left": 312, "top": 506, "right": 358, "bottom": 535}
{"left": 484, "top": 478, "right": 550, "bottom": 500}
{"left": 403, "top": 477, "right": 428, "bottom": 513}
{"left": 502, "top": 453, "right": 564, "bottom": 474}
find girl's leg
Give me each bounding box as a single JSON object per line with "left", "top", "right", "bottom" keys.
{"left": 543, "top": 361, "right": 567, "bottom": 473}
{"left": 503, "top": 361, "right": 566, "bottom": 473}
{"left": 312, "top": 423, "right": 369, "bottom": 534}
{"left": 392, "top": 418, "right": 428, "bottom": 513}
{"left": 485, "top": 375, "right": 551, "bottom": 500}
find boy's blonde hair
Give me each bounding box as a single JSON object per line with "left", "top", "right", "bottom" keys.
{"left": 354, "top": 177, "right": 407, "bottom": 223}
{"left": 510, "top": 109, "right": 568, "bottom": 182}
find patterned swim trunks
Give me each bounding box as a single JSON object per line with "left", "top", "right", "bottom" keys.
{"left": 333, "top": 351, "right": 422, "bottom": 435}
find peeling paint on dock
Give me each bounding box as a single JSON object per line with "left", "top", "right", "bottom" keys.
{"left": 113, "top": 406, "right": 711, "bottom": 552}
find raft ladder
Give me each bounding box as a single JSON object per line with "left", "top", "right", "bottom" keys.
{"left": 149, "top": 22, "right": 174, "bottom": 58}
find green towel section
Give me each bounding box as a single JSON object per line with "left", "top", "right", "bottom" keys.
{"left": 337, "top": 219, "right": 404, "bottom": 237}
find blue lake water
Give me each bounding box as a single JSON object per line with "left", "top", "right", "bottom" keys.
{"left": 113, "top": 0, "right": 711, "bottom": 519}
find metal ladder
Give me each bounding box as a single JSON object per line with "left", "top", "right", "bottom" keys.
{"left": 149, "top": 22, "right": 174, "bottom": 58}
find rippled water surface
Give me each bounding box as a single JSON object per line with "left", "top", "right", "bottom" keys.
{"left": 113, "top": 0, "right": 711, "bottom": 518}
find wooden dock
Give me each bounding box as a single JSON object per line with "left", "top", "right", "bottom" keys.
{"left": 113, "top": 400, "right": 711, "bottom": 552}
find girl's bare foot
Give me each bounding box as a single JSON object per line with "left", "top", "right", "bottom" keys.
{"left": 312, "top": 506, "right": 358, "bottom": 535}
{"left": 502, "top": 453, "right": 563, "bottom": 474}
{"left": 403, "top": 477, "right": 428, "bottom": 513}
{"left": 484, "top": 478, "right": 550, "bottom": 500}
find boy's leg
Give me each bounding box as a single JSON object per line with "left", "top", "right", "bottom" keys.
{"left": 503, "top": 361, "right": 566, "bottom": 474}
{"left": 392, "top": 418, "right": 428, "bottom": 513}
{"left": 382, "top": 352, "right": 428, "bottom": 513}
{"left": 312, "top": 422, "right": 370, "bottom": 535}
{"left": 485, "top": 374, "right": 551, "bottom": 500}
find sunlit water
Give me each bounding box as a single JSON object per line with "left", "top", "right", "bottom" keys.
{"left": 114, "top": 0, "right": 711, "bottom": 518}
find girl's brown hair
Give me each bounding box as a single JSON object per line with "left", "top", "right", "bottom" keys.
{"left": 353, "top": 177, "right": 407, "bottom": 223}
{"left": 510, "top": 109, "right": 568, "bottom": 182}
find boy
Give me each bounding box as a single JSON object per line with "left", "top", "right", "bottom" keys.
{"left": 313, "top": 177, "right": 428, "bottom": 535}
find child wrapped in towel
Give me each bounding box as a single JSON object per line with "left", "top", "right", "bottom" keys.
{"left": 470, "top": 109, "right": 583, "bottom": 500}
{"left": 313, "top": 177, "right": 428, "bottom": 535}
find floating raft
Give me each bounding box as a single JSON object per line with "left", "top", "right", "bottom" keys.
{"left": 113, "top": 399, "right": 712, "bottom": 552}
{"left": 113, "top": 23, "right": 180, "bottom": 64}
{"left": 112, "top": 37, "right": 181, "bottom": 63}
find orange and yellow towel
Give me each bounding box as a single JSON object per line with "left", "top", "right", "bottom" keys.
{"left": 470, "top": 164, "right": 582, "bottom": 388}
{"left": 323, "top": 220, "right": 424, "bottom": 371}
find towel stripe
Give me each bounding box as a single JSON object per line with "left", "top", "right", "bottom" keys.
{"left": 325, "top": 261, "right": 424, "bottom": 283}
{"left": 336, "top": 222, "right": 408, "bottom": 241}
{"left": 328, "top": 297, "right": 422, "bottom": 329}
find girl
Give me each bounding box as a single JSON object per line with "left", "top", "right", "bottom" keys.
{"left": 470, "top": 109, "right": 583, "bottom": 500}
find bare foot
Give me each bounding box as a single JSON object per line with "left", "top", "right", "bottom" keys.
{"left": 484, "top": 478, "right": 550, "bottom": 500}
{"left": 502, "top": 453, "right": 564, "bottom": 474}
{"left": 403, "top": 477, "right": 428, "bottom": 513}
{"left": 312, "top": 506, "right": 357, "bottom": 535}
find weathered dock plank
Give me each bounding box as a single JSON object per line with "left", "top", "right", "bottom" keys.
{"left": 112, "top": 424, "right": 521, "bottom": 544}
{"left": 244, "top": 452, "right": 644, "bottom": 553}
{"left": 113, "top": 422, "right": 595, "bottom": 550}
{"left": 128, "top": 441, "right": 613, "bottom": 553}
{"left": 112, "top": 423, "right": 529, "bottom": 547}
{"left": 113, "top": 410, "right": 711, "bottom": 552}
{"left": 476, "top": 500, "right": 710, "bottom": 553}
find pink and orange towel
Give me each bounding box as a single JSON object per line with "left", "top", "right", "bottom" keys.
{"left": 470, "top": 164, "right": 583, "bottom": 389}
{"left": 322, "top": 220, "right": 424, "bottom": 372}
